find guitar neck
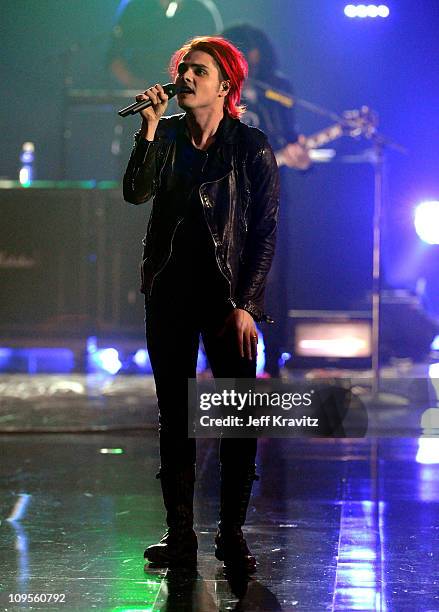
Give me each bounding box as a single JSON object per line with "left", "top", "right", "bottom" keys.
{"left": 304, "top": 124, "right": 344, "bottom": 150}
{"left": 275, "top": 122, "right": 344, "bottom": 167}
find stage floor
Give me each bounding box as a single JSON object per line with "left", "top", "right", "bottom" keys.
{"left": 1, "top": 429, "right": 439, "bottom": 610}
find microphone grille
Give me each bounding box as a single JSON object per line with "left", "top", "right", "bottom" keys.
{"left": 163, "top": 83, "right": 178, "bottom": 98}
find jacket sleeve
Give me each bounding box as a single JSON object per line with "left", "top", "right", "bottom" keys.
{"left": 123, "top": 132, "right": 163, "bottom": 204}
{"left": 235, "top": 139, "right": 280, "bottom": 321}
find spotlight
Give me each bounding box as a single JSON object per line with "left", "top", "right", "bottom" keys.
{"left": 89, "top": 348, "right": 122, "bottom": 375}
{"left": 87, "top": 337, "right": 122, "bottom": 375}
{"left": 377, "top": 4, "right": 390, "bottom": 17}
{"left": 133, "top": 348, "right": 149, "bottom": 368}
{"left": 166, "top": 1, "right": 178, "bottom": 18}
{"left": 414, "top": 200, "right": 439, "bottom": 245}
{"left": 344, "top": 4, "right": 357, "bottom": 17}
{"left": 344, "top": 4, "right": 390, "bottom": 18}
{"left": 416, "top": 438, "right": 439, "bottom": 464}
{"left": 367, "top": 5, "right": 379, "bottom": 17}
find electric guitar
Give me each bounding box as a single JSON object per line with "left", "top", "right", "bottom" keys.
{"left": 274, "top": 106, "right": 377, "bottom": 167}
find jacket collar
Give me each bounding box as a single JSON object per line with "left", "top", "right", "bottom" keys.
{"left": 158, "top": 111, "right": 240, "bottom": 145}
{"left": 211, "top": 112, "right": 240, "bottom": 145}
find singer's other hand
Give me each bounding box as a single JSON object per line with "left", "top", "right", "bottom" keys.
{"left": 136, "top": 83, "right": 169, "bottom": 123}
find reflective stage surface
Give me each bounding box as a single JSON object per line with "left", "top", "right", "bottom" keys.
{"left": 1, "top": 380, "right": 439, "bottom": 610}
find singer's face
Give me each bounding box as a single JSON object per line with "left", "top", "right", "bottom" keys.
{"left": 175, "top": 50, "right": 225, "bottom": 112}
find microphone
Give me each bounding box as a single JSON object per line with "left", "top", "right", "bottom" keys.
{"left": 118, "top": 83, "right": 179, "bottom": 117}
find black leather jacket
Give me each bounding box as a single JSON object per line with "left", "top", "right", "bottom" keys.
{"left": 123, "top": 112, "right": 280, "bottom": 322}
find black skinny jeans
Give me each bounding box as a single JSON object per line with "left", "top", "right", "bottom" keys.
{"left": 145, "top": 269, "right": 257, "bottom": 474}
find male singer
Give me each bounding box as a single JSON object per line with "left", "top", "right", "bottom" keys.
{"left": 123, "top": 36, "right": 279, "bottom": 572}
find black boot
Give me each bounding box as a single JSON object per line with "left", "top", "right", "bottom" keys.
{"left": 215, "top": 464, "right": 259, "bottom": 573}
{"left": 144, "top": 465, "right": 197, "bottom": 568}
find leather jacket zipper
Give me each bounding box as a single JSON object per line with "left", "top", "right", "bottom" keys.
{"left": 149, "top": 217, "right": 183, "bottom": 298}
{"left": 199, "top": 172, "right": 236, "bottom": 307}
{"left": 148, "top": 143, "right": 177, "bottom": 298}
{"left": 153, "top": 141, "right": 172, "bottom": 196}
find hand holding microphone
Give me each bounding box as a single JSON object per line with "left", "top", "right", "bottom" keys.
{"left": 118, "top": 83, "right": 177, "bottom": 119}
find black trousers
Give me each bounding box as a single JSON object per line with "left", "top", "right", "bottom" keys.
{"left": 145, "top": 273, "right": 257, "bottom": 473}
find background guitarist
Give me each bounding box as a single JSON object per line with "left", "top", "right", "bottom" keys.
{"left": 222, "top": 24, "right": 312, "bottom": 376}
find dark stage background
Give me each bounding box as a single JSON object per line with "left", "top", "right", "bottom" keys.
{"left": 1, "top": 0, "right": 439, "bottom": 333}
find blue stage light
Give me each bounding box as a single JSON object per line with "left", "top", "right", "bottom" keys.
{"left": 196, "top": 347, "right": 208, "bottom": 373}
{"left": 89, "top": 348, "right": 122, "bottom": 375}
{"left": 344, "top": 4, "right": 390, "bottom": 18}
{"left": 256, "top": 327, "right": 265, "bottom": 376}
{"left": 87, "top": 338, "right": 122, "bottom": 375}
{"left": 87, "top": 336, "right": 98, "bottom": 353}
{"left": 0, "top": 348, "right": 13, "bottom": 369}
{"left": 132, "top": 348, "right": 152, "bottom": 372}
{"left": 0, "top": 347, "right": 74, "bottom": 373}
{"left": 414, "top": 200, "right": 439, "bottom": 245}
{"left": 133, "top": 348, "right": 149, "bottom": 368}
{"left": 6, "top": 494, "right": 32, "bottom": 523}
